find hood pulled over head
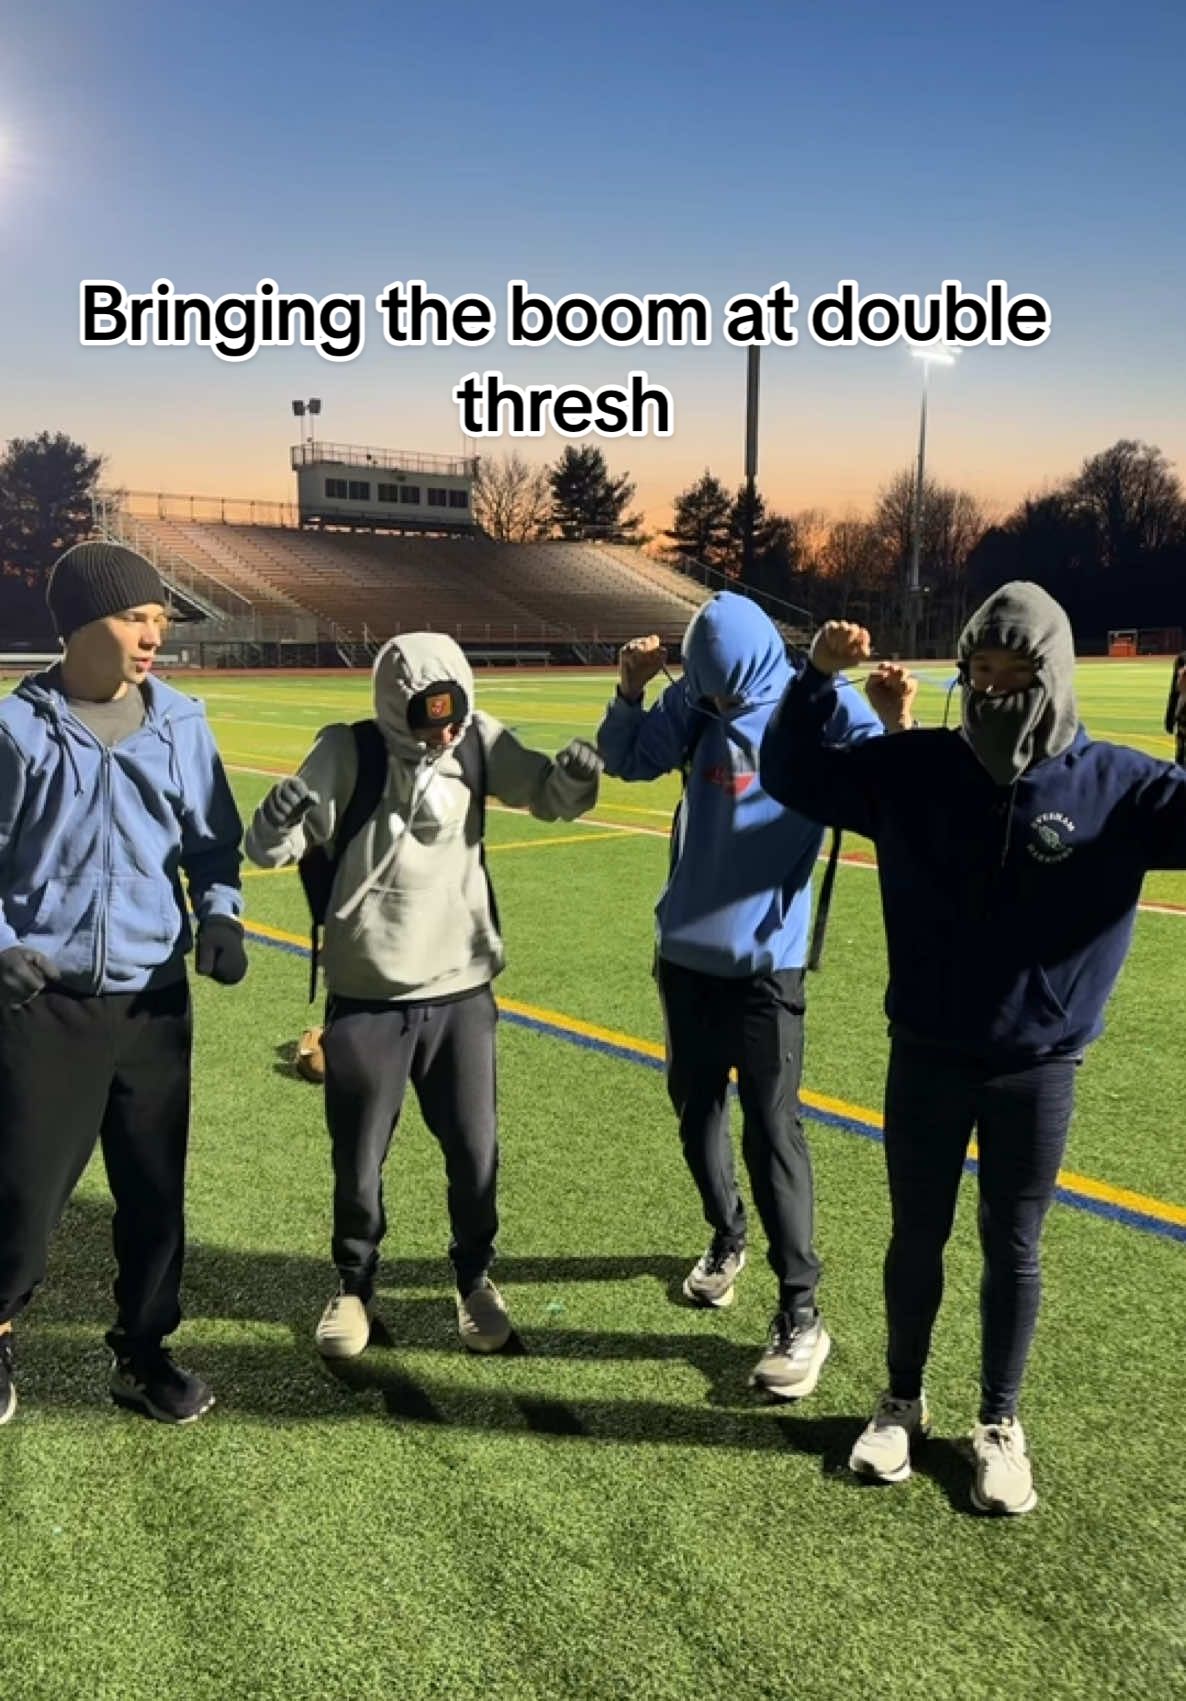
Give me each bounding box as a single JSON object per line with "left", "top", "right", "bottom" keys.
{"left": 372, "top": 632, "right": 476, "bottom": 761}
{"left": 681, "top": 592, "right": 790, "bottom": 709}
{"left": 957, "top": 581, "right": 1078, "bottom": 785}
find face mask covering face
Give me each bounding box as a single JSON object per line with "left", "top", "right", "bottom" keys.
{"left": 961, "top": 685, "right": 1048, "bottom": 786}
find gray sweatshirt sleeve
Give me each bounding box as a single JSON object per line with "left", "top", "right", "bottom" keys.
{"left": 245, "top": 723, "right": 357, "bottom": 868}
{"left": 477, "top": 712, "right": 599, "bottom": 823}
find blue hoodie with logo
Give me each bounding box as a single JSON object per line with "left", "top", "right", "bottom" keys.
{"left": 0, "top": 671, "right": 243, "bottom": 993}
{"left": 597, "top": 592, "right": 882, "bottom": 977}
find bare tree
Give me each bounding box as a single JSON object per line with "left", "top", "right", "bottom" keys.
{"left": 472, "top": 453, "right": 552, "bottom": 542}
{"left": 1069, "top": 439, "right": 1186, "bottom": 567}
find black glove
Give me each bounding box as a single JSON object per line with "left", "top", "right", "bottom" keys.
{"left": 555, "top": 739, "right": 603, "bottom": 783}
{"left": 259, "top": 776, "right": 317, "bottom": 833}
{"left": 195, "top": 918, "right": 248, "bottom": 986}
{"left": 0, "top": 947, "right": 60, "bottom": 1008}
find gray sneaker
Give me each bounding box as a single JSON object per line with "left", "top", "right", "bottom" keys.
{"left": 750, "top": 1312, "right": 831, "bottom": 1399}
{"left": 456, "top": 1278, "right": 512, "bottom": 1354}
{"left": 683, "top": 1243, "right": 747, "bottom": 1309}
{"left": 970, "top": 1418, "right": 1038, "bottom": 1515}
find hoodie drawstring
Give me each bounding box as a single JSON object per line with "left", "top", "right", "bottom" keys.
{"left": 333, "top": 755, "right": 440, "bottom": 922}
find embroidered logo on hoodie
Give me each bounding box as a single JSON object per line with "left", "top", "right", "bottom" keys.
{"left": 1028, "top": 811, "right": 1076, "bottom": 863}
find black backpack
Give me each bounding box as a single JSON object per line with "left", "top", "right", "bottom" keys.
{"left": 297, "top": 719, "right": 491, "bottom": 1002}
{"left": 668, "top": 701, "right": 842, "bottom": 972}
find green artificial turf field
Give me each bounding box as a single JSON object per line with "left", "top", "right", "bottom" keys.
{"left": 1, "top": 659, "right": 1183, "bottom": 1701}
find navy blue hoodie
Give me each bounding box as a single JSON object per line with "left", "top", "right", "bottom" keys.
{"left": 760, "top": 661, "right": 1186, "bottom": 1058}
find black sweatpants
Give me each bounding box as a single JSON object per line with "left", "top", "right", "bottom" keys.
{"left": 656, "top": 957, "right": 819, "bottom": 1318}
{"left": 882, "top": 1037, "right": 1078, "bottom": 1422}
{"left": 0, "top": 979, "right": 192, "bottom": 1350}
{"left": 322, "top": 985, "right": 499, "bottom": 1299}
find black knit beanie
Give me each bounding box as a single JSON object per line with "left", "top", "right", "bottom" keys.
{"left": 47, "top": 542, "right": 167, "bottom": 640}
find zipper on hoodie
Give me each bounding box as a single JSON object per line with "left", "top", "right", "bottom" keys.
{"left": 94, "top": 748, "right": 113, "bottom": 990}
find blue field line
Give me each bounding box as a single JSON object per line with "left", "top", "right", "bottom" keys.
{"left": 247, "top": 928, "right": 1186, "bottom": 1248}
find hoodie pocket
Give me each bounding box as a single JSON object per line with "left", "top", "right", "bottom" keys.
{"left": 104, "top": 877, "right": 178, "bottom": 973}
{"left": 987, "top": 963, "right": 1068, "bottom": 1048}
{"left": 8, "top": 878, "right": 100, "bottom": 970}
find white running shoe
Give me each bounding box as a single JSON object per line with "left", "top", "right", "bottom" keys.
{"left": 970, "top": 1417, "right": 1038, "bottom": 1515}
{"left": 456, "top": 1278, "right": 512, "bottom": 1354}
{"left": 849, "top": 1392, "right": 931, "bottom": 1483}
{"left": 315, "top": 1291, "right": 374, "bottom": 1360}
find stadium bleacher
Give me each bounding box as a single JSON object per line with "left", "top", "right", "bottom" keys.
{"left": 119, "top": 513, "right": 708, "bottom": 650}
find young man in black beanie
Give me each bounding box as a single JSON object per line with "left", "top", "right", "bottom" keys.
{"left": 0, "top": 541, "right": 246, "bottom": 1427}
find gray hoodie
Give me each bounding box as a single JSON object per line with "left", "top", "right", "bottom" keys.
{"left": 957, "top": 581, "right": 1080, "bottom": 785}
{"left": 246, "top": 634, "right": 598, "bottom": 1000}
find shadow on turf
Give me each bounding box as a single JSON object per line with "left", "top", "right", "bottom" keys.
{"left": 20, "top": 1197, "right": 889, "bottom": 1460}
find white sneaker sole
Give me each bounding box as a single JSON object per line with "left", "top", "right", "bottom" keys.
{"left": 752, "top": 1328, "right": 832, "bottom": 1400}
{"left": 459, "top": 1327, "right": 512, "bottom": 1355}
{"left": 681, "top": 1277, "right": 737, "bottom": 1309}
{"left": 0, "top": 1382, "right": 15, "bottom": 1425}
{"left": 970, "top": 1482, "right": 1038, "bottom": 1516}
{"left": 316, "top": 1330, "right": 372, "bottom": 1361}
{"left": 849, "top": 1423, "right": 930, "bottom": 1484}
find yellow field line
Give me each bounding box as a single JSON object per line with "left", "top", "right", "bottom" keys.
{"left": 239, "top": 921, "right": 1186, "bottom": 1234}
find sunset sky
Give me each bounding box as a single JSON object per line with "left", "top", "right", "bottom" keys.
{"left": 2, "top": 0, "right": 1184, "bottom": 534}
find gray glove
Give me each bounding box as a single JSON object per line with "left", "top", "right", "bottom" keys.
{"left": 555, "top": 739, "right": 604, "bottom": 783}
{"left": 0, "top": 947, "right": 60, "bottom": 1009}
{"left": 259, "top": 775, "right": 318, "bottom": 832}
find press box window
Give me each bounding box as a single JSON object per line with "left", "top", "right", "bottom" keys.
{"left": 325, "top": 478, "right": 349, "bottom": 499}
{"left": 427, "top": 487, "right": 448, "bottom": 507}
{"left": 348, "top": 481, "right": 371, "bottom": 500}
{"left": 377, "top": 484, "right": 402, "bottom": 502}
{"left": 448, "top": 490, "right": 469, "bottom": 509}
{"left": 399, "top": 486, "right": 421, "bottom": 504}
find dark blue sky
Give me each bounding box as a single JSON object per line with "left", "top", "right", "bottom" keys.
{"left": 3, "top": 0, "right": 1183, "bottom": 522}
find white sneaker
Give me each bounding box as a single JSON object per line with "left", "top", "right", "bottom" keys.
{"left": 456, "top": 1278, "right": 512, "bottom": 1354}
{"left": 849, "top": 1392, "right": 931, "bottom": 1483}
{"left": 315, "top": 1291, "right": 373, "bottom": 1359}
{"left": 970, "top": 1417, "right": 1038, "bottom": 1515}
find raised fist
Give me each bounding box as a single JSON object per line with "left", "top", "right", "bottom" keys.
{"left": 618, "top": 634, "right": 667, "bottom": 700}
{"left": 810, "top": 620, "right": 872, "bottom": 676}
{"left": 866, "top": 663, "right": 918, "bottom": 730}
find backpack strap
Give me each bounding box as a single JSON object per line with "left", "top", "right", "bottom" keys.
{"left": 668, "top": 703, "right": 710, "bottom": 874}
{"left": 454, "top": 722, "right": 500, "bottom": 934}
{"left": 807, "top": 828, "right": 843, "bottom": 972}
{"left": 306, "top": 719, "right": 388, "bottom": 1002}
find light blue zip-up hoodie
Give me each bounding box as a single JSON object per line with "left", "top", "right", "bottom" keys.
{"left": 0, "top": 671, "right": 243, "bottom": 993}
{"left": 597, "top": 592, "right": 881, "bottom": 977}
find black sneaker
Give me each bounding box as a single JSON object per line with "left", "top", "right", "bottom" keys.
{"left": 110, "top": 1346, "right": 215, "bottom": 1425}
{"left": 0, "top": 1333, "right": 15, "bottom": 1425}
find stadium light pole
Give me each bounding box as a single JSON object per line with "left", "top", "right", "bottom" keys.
{"left": 906, "top": 347, "right": 957, "bottom": 657}
{"left": 291, "top": 398, "right": 322, "bottom": 461}
{"left": 742, "top": 345, "right": 760, "bottom": 584}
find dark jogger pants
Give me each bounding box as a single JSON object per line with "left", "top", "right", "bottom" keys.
{"left": 656, "top": 958, "right": 819, "bottom": 1317}
{"left": 322, "top": 986, "right": 499, "bottom": 1298}
{"left": 882, "top": 1037, "right": 1078, "bottom": 1422}
{"left": 0, "top": 980, "right": 192, "bottom": 1349}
